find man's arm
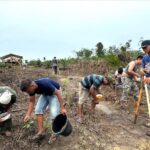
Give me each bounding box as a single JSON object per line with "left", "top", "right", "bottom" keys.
{"left": 144, "top": 77, "right": 150, "bottom": 84}
{"left": 24, "top": 95, "right": 35, "bottom": 122}
{"left": 53, "top": 89, "right": 66, "bottom": 115}
{"left": 140, "top": 68, "right": 146, "bottom": 75}
{"left": 128, "top": 61, "right": 140, "bottom": 77}
{"left": 89, "top": 85, "right": 97, "bottom": 100}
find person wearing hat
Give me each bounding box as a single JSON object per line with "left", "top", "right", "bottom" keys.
{"left": 140, "top": 40, "right": 150, "bottom": 137}
{"left": 20, "top": 78, "right": 66, "bottom": 143}
{"left": 77, "top": 74, "right": 110, "bottom": 123}
{"left": 141, "top": 40, "right": 150, "bottom": 77}
{"left": 0, "top": 86, "right": 16, "bottom": 136}
{"left": 120, "top": 55, "right": 143, "bottom": 108}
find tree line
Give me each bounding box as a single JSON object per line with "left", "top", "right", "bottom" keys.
{"left": 0, "top": 39, "right": 144, "bottom": 69}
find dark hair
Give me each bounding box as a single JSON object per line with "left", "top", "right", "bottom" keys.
{"left": 136, "top": 55, "right": 143, "bottom": 60}
{"left": 20, "top": 79, "right": 32, "bottom": 91}
{"left": 104, "top": 76, "right": 113, "bottom": 85}
{"left": 118, "top": 67, "right": 123, "bottom": 74}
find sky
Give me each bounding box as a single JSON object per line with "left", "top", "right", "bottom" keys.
{"left": 0, "top": 0, "right": 150, "bottom": 61}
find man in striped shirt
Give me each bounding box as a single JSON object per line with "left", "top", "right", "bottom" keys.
{"left": 77, "top": 74, "right": 109, "bottom": 123}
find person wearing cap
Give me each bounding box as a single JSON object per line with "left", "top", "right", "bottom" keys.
{"left": 141, "top": 40, "right": 150, "bottom": 77}
{"left": 20, "top": 78, "right": 66, "bottom": 143}
{"left": 77, "top": 74, "right": 110, "bottom": 123}
{"left": 120, "top": 55, "right": 143, "bottom": 108}
{"left": 0, "top": 86, "right": 16, "bottom": 136}
{"left": 140, "top": 40, "right": 150, "bottom": 137}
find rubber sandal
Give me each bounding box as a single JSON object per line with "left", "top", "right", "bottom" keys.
{"left": 48, "top": 134, "right": 58, "bottom": 144}
{"left": 31, "top": 133, "right": 45, "bottom": 141}
{"left": 76, "top": 117, "right": 83, "bottom": 124}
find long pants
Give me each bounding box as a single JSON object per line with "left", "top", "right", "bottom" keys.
{"left": 53, "top": 66, "right": 57, "bottom": 74}
{"left": 120, "top": 76, "right": 139, "bottom": 102}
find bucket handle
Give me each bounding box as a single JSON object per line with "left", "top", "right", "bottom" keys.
{"left": 52, "top": 119, "right": 68, "bottom": 136}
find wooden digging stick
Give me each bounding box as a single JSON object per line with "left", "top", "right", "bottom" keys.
{"left": 134, "top": 76, "right": 144, "bottom": 124}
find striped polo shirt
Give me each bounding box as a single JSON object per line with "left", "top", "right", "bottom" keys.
{"left": 81, "top": 74, "right": 104, "bottom": 89}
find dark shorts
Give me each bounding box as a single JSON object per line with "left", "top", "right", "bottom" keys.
{"left": 0, "top": 118, "right": 12, "bottom": 132}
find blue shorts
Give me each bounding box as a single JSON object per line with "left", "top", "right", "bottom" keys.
{"left": 35, "top": 95, "right": 60, "bottom": 119}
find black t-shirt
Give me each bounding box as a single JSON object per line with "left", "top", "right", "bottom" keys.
{"left": 30, "top": 78, "right": 60, "bottom": 96}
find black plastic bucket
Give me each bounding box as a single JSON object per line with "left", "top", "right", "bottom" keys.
{"left": 52, "top": 114, "right": 72, "bottom": 136}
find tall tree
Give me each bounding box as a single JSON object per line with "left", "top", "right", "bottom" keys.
{"left": 82, "top": 48, "right": 93, "bottom": 58}
{"left": 75, "top": 50, "right": 84, "bottom": 58}
{"left": 75, "top": 48, "right": 93, "bottom": 58}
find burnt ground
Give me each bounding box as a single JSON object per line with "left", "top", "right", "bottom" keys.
{"left": 0, "top": 66, "right": 150, "bottom": 150}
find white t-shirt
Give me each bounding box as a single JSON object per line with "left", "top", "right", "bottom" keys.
{"left": 115, "top": 68, "right": 125, "bottom": 77}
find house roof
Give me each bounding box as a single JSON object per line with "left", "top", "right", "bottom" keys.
{"left": 0, "top": 53, "right": 23, "bottom": 59}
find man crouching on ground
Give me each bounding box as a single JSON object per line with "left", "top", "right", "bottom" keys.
{"left": 20, "top": 78, "right": 66, "bottom": 144}
{"left": 0, "top": 86, "right": 16, "bottom": 137}
{"left": 77, "top": 74, "right": 110, "bottom": 123}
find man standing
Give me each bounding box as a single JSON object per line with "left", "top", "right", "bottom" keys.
{"left": 140, "top": 40, "right": 150, "bottom": 136}
{"left": 20, "top": 78, "right": 66, "bottom": 143}
{"left": 52, "top": 57, "right": 58, "bottom": 75}
{"left": 77, "top": 74, "right": 110, "bottom": 123}
{"left": 0, "top": 86, "right": 16, "bottom": 137}
{"left": 120, "top": 55, "right": 143, "bottom": 108}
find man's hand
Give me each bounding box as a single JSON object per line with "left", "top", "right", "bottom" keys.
{"left": 134, "top": 77, "right": 141, "bottom": 82}
{"left": 24, "top": 115, "right": 31, "bottom": 123}
{"left": 54, "top": 89, "right": 67, "bottom": 115}
{"left": 60, "top": 108, "right": 67, "bottom": 115}
{"left": 144, "top": 77, "right": 150, "bottom": 84}
{"left": 93, "top": 98, "right": 100, "bottom": 104}
{"left": 140, "top": 68, "right": 147, "bottom": 75}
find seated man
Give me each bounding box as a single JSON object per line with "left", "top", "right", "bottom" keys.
{"left": 77, "top": 74, "right": 110, "bottom": 123}
{"left": 0, "top": 86, "right": 16, "bottom": 136}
